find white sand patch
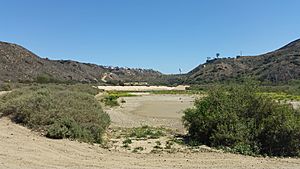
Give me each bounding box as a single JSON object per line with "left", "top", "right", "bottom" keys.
{"left": 98, "top": 85, "right": 189, "bottom": 91}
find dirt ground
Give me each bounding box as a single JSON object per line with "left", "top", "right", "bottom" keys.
{"left": 1, "top": 117, "right": 300, "bottom": 169}
{"left": 105, "top": 94, "right": 195, "bottom": 132}
{"left": 0, "top": 93, "right": 300, "bottom": 169}
{"left": 97, "top": 85, "right": 189, "bottom": 91}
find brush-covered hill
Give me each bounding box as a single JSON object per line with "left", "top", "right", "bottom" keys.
{"left": 186, "top": 39, "right": 300, "bottom": 84}
{"left": 0, "top": 41, "right": 162, "bottom": 84}
{"left": 2, "top": 39, "right": 300, "bottom": 85}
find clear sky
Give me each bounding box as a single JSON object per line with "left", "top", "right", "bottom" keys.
{"left": 0, "top": 0, "right": 299, "bottom": 74}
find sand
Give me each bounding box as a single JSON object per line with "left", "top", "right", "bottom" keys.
{"left": 105, "top": 94, "right": 195, "bottom": 132}
{"left": 97, "top": 85, "right": 189, "bottom": 91}
{"left": 0, "top": 117, "right": 299, "bottom": 169}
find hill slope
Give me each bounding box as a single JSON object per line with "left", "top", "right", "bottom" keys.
{"left": 186, "top": 39, "right": 300, "bottom": 83}
{"left": 0, "top": 41, "right": 162, "bottom": 83}
{"left": 2, "top": 39, "right": 300, "bottom": 85}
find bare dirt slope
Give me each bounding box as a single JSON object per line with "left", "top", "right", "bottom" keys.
{"left": 1, "top": 117, "right": 299, "bottom": 169}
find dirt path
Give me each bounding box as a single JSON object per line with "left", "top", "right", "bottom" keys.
{"left": 1, "top": 117, "right": 299, "bottom": 169}
{"left": 105, "top": 94, "right": 195, "bottom": 132}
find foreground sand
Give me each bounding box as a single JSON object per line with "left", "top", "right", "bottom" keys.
{"left": 1, "top": 118, "right": 299, "bottom": 169}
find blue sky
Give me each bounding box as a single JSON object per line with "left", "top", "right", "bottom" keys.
{"left": 0, "top": 0, "right": 299, "bottom": 74}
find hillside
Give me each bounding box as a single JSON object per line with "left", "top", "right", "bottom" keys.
{"left": 0, "top": 41, "right": 162, "bottom": 84}
{"left": 186, "top": 39, "right": 300, "bottom": 84}
{"left": 1, "top": 39, "right": 300, "bottom": 85}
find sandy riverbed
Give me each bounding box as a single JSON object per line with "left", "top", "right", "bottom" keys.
{"left": 97, "top": 85, "right": 189, "bottom": 91}
{"left": 105, "top": 94, "right": 195, "bottom": 132}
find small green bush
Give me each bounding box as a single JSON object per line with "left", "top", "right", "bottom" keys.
{"left": 35, "top": 74, "right": 65, "bottom": 84}
{"left": 102, "top": 95, "right": 119, "bottom": 107}
{"left": 129, "top": 126, "right": 165, "bottom": 139}
{"left": 0, "top": 83, "right": 12, "bottom": 91}
{"left": 100, "top": 92, "right": 136, "bottom": 106}
{"left": 123, "top": 138, "right": 132, "bottom": 144}
{"left": 0, "top": 85, "right": 110, "bottom": 143}
{"left": 183, "top": 83, "right": 300, "bottom": 157}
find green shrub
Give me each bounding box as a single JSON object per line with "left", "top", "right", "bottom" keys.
{"left": 129, "top": 126, "right": 165, "bottom": 139}
{"left": 123, "top": 138, "right": 132, "bottom": 144}
{"left": 102, "top": 95, "right": 119, "bottom": 107}
{"left": 183, "top": 83, "right": 300, "bottom": 157}
{"left": 35, "top": 74, "right": 64, "bottom": 84}
{"left": 100, "top": 92, "right": 137, "bottom": 107}
{"left": 0, "top": 83, "right": 12, "bottom": 91}
{"left": 0, "top": 85, "right": 110, "bottom": 143}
